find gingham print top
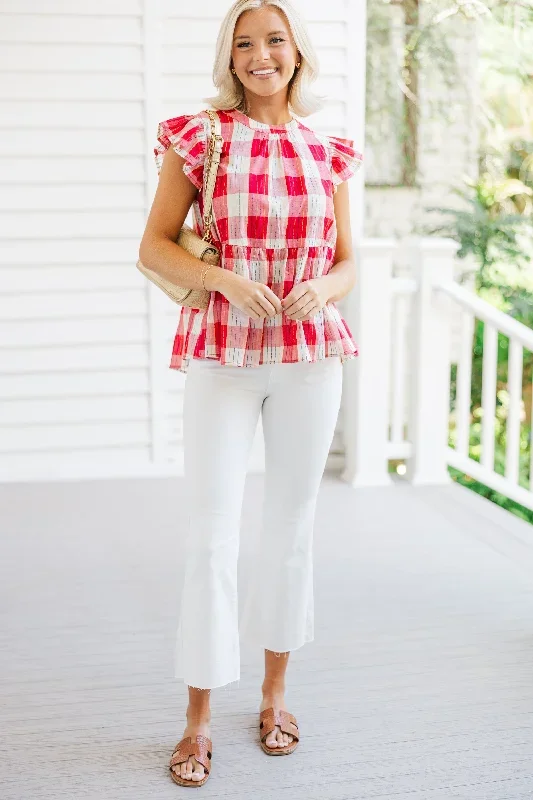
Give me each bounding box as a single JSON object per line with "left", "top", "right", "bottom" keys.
{"left": 154, "top": 107, "right": 363, "bottom": 374}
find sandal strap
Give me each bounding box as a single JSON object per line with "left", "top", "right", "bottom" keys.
{"left": 259, "top": 708, "right": 299, "bottom": 741}
{"left": 169, "top": 735, "right": 212, "bottom": 773}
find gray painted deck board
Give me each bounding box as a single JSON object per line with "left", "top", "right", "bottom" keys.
{"left": 1, "top": 475, "right": 533, "bottom": 799}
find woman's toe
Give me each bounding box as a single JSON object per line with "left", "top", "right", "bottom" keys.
{"left": 265, "top": 733, "right": 278, "bottom": 748}
{"left": 192, "top": 768, "right": 205, "bottom": 781}
{"left": 185, "top": 761, "right": 193, "bottom": 779}
{"left": 276, "top": 731, "right": 284, "bottom": 746}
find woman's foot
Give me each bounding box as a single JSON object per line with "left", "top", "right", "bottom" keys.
{"left": 260, "top": 686, "right": 295, "bottom": 749}
{"left": 172, "top": 696, "right": 212, "bottom": 783}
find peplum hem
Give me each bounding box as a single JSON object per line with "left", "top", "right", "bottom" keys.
{"left": 169, "top": 301, "right": 359, "bottom": 375}
{"left": 169, "top": 243, "right": 358, "bottom": 374}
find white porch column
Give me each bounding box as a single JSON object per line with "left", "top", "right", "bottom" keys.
{"left": 342, "top": 239, "right": 396, "bottom": 487}
{"left": 340, "top": 0, "right": 383, "bottom": 487}
{"left": 346, "top": 0, "right": 368, "bottom": 240}
{"left": 406, "top": 237, "right": 459, "bottom": 485}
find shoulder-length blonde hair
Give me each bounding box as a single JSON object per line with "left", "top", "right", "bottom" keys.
{"left": 203, "top": 0, "right": 326, "bottom": 118}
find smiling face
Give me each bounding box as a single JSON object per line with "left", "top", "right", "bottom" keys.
{"left": 231, "top": 7, "right": 299, "bottom": 104}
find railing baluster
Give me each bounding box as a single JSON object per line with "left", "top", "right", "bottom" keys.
{"left": 505, "top": 339, "right": 523, "bottom": 484}
{"left": 530, "top": 378, "right": 533, "bottom": 491}
{"left": 390, "top": 293, "right": 408, "bottom": 444}
{"left": 456, "top": 310, "right": 474, "bottom": 455}
{"left": 481, "top": 323, "right": 498, "bottom": 470}
{"left": 436, "top": 280, "right": 533, "bottom": 509}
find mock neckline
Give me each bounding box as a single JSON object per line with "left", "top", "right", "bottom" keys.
{"left": 227, "top": 108, "right": 299, "bottom": 131}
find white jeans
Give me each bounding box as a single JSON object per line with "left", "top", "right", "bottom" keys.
{"left": 175, "top": 356, "right": 343, "bottom": 689}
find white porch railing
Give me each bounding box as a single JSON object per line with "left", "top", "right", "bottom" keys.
{"left": 342, "top": 237, "right": 533, "bottom": 512}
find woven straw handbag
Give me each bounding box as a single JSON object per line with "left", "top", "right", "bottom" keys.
{"left": 136, "top": 109, "right": 223, "bottom": 309}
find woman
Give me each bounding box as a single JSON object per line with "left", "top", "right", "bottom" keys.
{"left": 139, "top": 0, "right": 362, "bottom": 787}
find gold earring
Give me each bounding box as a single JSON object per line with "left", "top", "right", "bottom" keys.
{"left": 296, "top": 61, "right": 301, "bottom": 68}
{"left": 231, "top": 68, "right": 236, "bottom": 74}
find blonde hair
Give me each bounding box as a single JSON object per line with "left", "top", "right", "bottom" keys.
{"left": 203, "top": 0, "right": 326, "bottom": 118}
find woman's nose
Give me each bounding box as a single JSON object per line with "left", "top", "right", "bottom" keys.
{"left": 257, "top": 44, "right": 271, "bottom": 60}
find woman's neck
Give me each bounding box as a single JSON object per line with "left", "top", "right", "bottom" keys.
{"left": 243, "top": 95, "right": 292, "bottom": 127}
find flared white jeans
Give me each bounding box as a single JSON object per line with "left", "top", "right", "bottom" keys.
{"left": 175, "top": 355, "right": 343, "bottom": 689}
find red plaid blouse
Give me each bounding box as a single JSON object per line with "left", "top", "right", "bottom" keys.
{"left": 154, "top": 107, "right": 363, "bottom": 373}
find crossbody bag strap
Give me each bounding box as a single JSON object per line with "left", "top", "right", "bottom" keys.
{"left": 201, "top": 109, "right": 223, "bottom": 243}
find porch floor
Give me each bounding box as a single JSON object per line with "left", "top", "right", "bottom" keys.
{"left": 1, "top": 474, "right": 533, "bottom": 799}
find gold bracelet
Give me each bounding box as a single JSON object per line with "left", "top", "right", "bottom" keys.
{"left": 201, "top": 263, "right": 214, "bottom": 291}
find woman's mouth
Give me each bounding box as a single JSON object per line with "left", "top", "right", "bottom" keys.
{"left": 249, "top": 68, "right": 278, "bottom": 79}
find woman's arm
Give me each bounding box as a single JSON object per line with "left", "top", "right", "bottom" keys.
{"left": 281, "top": 181, "right": 357, "bottom": 320}
{"left": 138, "top": 147, "right": 229, "bottom": 292}
{"left": 139, "top": 147, "right": 282, "bottom": 317}
{"left": 321, "top": 180, "right": 357, "bottom": 303}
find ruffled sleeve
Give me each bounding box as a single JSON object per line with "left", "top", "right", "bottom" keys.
{"left": 154, "top": 113, "right": 208, "bottom": 190}
{"left": 328, "top": 135, "right": 363, "bottom": 192}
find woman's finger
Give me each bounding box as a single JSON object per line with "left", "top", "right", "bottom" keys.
{"left": 255, "top": 295, "right": 279, "bottom": 317}
{"left": 288, "top": 298, "right": 316, "bottom": 319}
{"left": 264, "top": 286, "right": 283, "bottom": 314}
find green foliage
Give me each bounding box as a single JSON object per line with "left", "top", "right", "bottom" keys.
{"left": 449, "top": 392, "right": 531, "bottom": 482}
{"left": 426, "top": 173, "right": 532, "bottom": 286}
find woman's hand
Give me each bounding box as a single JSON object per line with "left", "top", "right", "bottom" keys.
{"left": 281, "top": 278, "right": 332, "bottom": 321}
{"left": 215, "top": 272, "right": 283, "bottom": 320}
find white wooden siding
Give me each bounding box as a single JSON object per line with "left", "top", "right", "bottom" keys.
{"left": 0, "top": 0, "right": 359, "bottom": 481}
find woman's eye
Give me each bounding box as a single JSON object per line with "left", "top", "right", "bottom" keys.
{"left": 236, "top": 37, "right": 284, "bottom": 48}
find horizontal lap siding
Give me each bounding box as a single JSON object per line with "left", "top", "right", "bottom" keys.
{"left": 0, "top": 1, "right": 151, "bottom": 479}
{"left": 1, "top": 0, "right": 355, "bottom": 480}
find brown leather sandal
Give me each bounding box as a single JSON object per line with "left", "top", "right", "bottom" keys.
{"left": 169, "top": 734, "right": 212, "bottom": 788}
{"left": 259, "top": 708, "right": 299, "bottom": 755}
